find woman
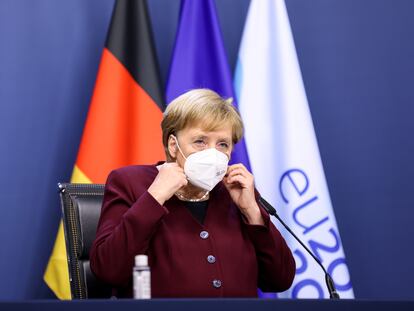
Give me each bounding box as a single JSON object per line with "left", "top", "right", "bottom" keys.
{"left": 90, "top": 89, "right": 296, "bottom": 298}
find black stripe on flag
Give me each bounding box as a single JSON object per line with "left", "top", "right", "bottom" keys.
{"left": 106, "top": 0, "right": 165, "bottom": 111}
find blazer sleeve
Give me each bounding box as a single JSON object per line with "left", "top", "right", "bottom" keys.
{"left": 243, "top": 201, "right": 296, "bottom": 292}
{"left": 89, "top": 169, "right": 168, "bottom": 286}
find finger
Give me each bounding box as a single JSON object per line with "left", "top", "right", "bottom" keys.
{"left": 174, "top": 166, "right": 185, "bottom": 174}
{"left": 226, "top": 175, "right": 249, "bottom": 188}
{"left": 174, "top": 174, "right": 188, "bottom": 190}
{"left": 228, "top": 170, "right": 254, "bottom": 187}
{"left": 227, "top": 168, "right": 251, "bottom": 181}
{"left": 180, "top": 176, "right": 188, "bottom": 187}
{"left": 227, "top": 167, "right": 248, "bottom": 177}
{"left": 164, "top": 162, "right": 179, "bottom": 167}
{"left": 161, "top": 162, "right": 179, "bottom": 172}
{"left": 175, "top": 168, "right": 186, "bottom": 179}
{"left": 228, "top": 163, "right": 246, "bottom": 170}
{"left": 223, "top": 177, "right": 238, "bottom": 190}
{"left": 227, "top": 163, "right": 248, "bottom": 175}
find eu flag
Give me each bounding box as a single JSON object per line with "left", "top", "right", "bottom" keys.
{"left": 166, "top": 0, "right": 250, "bottom": 170}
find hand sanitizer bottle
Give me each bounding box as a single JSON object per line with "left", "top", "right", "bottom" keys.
{"left": 133, "top": 254, "right": 151, "bottom": 299}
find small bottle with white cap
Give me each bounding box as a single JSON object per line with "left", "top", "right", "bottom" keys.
{"left": 133, "top": 254, "right": 151, "bottom": 299}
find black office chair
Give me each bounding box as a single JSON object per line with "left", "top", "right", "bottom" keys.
{"left": 59, "top": 183, "right": 112, "bottom": 299}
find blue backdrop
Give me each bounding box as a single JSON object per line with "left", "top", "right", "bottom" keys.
{"left": 0, "top": 0, "right": 413, "bottom": 300}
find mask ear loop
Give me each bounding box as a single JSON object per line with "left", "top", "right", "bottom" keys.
{"left": 171, "top": 135, "right": 187, "bottom": 160}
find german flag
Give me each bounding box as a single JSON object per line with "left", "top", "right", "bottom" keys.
{"left": 44, "top": 0, "right": 165, "bottom": 299}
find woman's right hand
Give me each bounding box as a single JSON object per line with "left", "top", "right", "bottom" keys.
{"left": 147, "top": 162, "right": 188, "bottom": 205}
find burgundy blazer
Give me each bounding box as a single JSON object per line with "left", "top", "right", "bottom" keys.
{"left": 89, "top": 164, "right": 295, "bottom": 298}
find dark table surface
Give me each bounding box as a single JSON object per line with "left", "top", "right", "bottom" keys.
{"left": 1, "top": 299, "right": 414, "bottom": 311}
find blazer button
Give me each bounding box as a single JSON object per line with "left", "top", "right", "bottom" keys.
{"left": 207, "top": 255, "right": 216, "bottom": 263}
{"left": 212, "top": 279, "right": 222, "bottom": 288}
{"left": 200, "top": 231, "right": 209, "bottom": 239}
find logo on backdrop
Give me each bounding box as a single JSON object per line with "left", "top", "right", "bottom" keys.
{"left": 278, "top": 168, "right": 353, "bottom": 298}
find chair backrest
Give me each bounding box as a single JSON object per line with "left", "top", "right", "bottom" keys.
{"left": 59, "top": 183, "right": 112, "bottom": 299}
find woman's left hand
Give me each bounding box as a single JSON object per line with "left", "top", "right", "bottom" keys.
{"left": 223, "top": 164, "right": 264, "bottom": 225}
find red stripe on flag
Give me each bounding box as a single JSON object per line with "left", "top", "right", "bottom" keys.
{"left": 76, "top": 48, "right": 165, "bottom": 183}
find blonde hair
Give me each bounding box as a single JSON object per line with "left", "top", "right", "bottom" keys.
{"left": 161, "top": 89, "right": 244, "bottom": 160}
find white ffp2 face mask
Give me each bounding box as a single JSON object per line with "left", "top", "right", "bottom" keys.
{"left": 173, "top": 136, "right": 229, "bottom": 191}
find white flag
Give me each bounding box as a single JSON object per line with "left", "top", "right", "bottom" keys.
{"left": 235, "top": 0, "right": 354, "bottom": 298}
